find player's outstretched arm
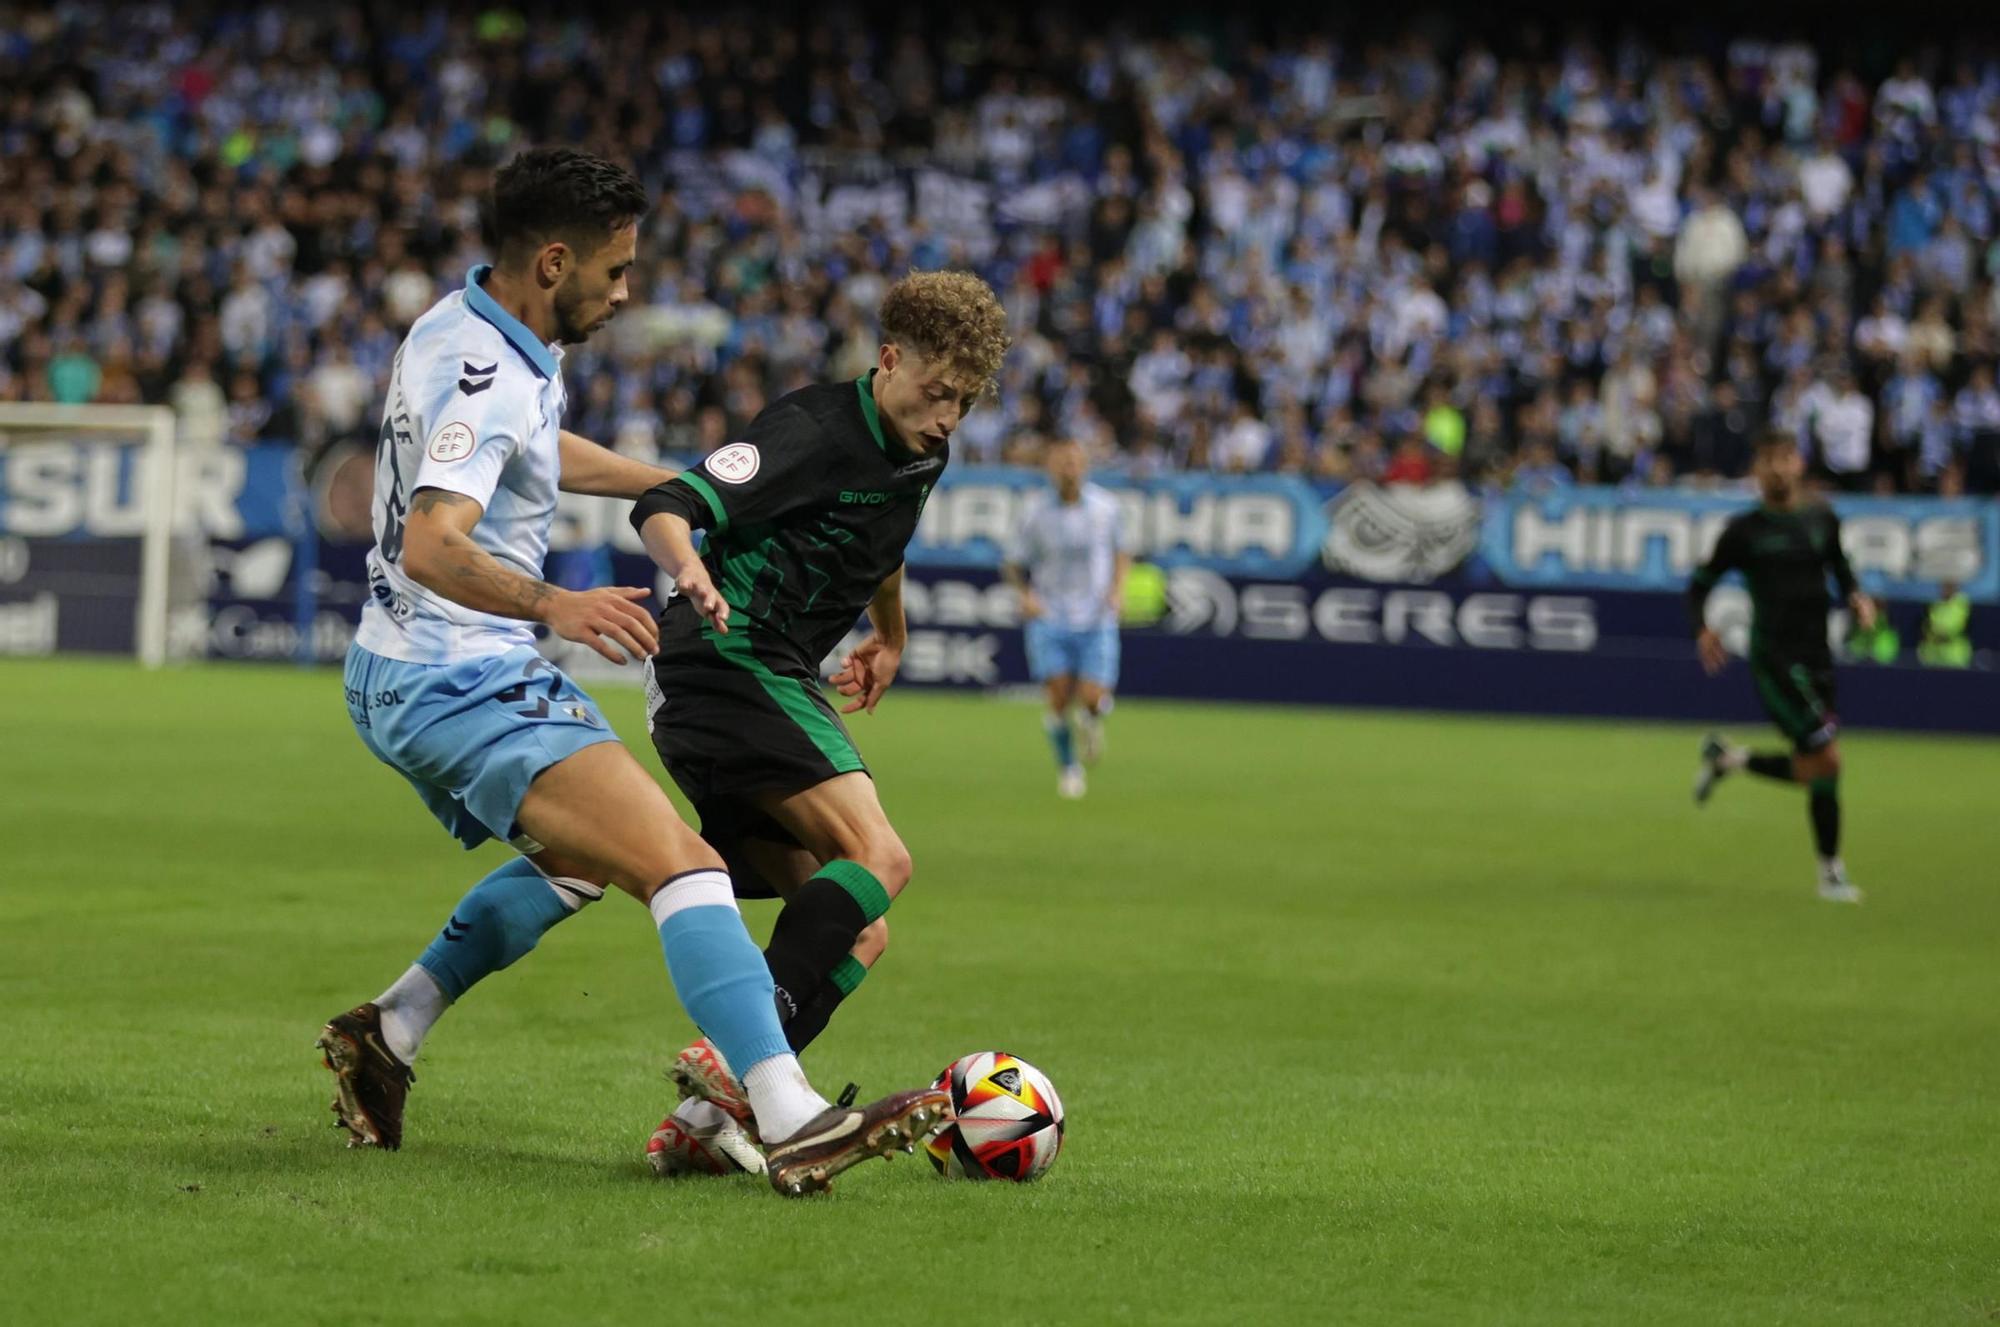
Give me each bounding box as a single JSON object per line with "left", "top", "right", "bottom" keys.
{"left": 556, "top": 430, "right": 675, "bottom": 498}
{"left": 634, "top": 511, "right": 730, "bottom": 633}
{"left": 402, "top": 487, "right": 659, "bottom": 664}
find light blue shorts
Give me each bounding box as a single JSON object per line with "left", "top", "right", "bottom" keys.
{"left": 1024, "top": 620, "right": 1121, "bottom": 687}
{"left": 343, "top": 642, "right": 620, "bottom": 850}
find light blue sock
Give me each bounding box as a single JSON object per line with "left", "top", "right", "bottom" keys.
{"left": 1044, "top": 712, "right": 1076, "bottom": 768}
{"left": 415, "top": 858, "right": 580, "bottom": 1000}
{"left": 648, "top": 869, "right": 792, "bottom": 1075}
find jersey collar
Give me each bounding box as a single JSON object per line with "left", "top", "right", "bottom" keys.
{"left": 464, "top": 265, "right": 560, "bottom": 380}
{"left": 855, "top": 370, "right": 889, "bottom": 452}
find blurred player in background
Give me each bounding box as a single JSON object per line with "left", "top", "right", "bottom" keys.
{"left": 321, "top": 148, "right": 945, "bottom": 1195}
{"left": 630, "top": 271, "right": 1009, "bottom": 1175}
{"left": 1688, "top": 431, "right": 1875, "bottom": 903}
{"left": 1004, "top": 438, "right": 1131, "bottom": 799}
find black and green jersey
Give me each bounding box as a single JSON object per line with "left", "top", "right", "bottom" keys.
{"left": 630, "top": 370, "right": 944, "bottom": 668}
{"left": 1686, "top": 503, "right": 1858, "bottom": 664}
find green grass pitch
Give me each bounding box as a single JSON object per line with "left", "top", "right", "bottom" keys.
{"left": 2, "top": 657, "right": 1996, "bottom": 1324}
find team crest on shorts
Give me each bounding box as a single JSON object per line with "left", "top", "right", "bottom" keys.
{"left": 706, "top": 443, "right": 761, "bottom": 484}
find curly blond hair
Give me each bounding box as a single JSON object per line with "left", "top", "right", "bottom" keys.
{"left": 878, "top": 270, "right": 1010, "bottom": 392}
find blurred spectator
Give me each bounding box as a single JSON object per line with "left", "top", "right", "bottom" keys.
{"left": 306, "top": 343, "right": 373, "bottom": 444}
{"left": 48, "top": 334, "right": 100, "bottom": 404}
{"left": 1214, "top": 398, "right": 1275, "bottom": 473}
{"left": 1845, "top": 595, "right": 1901, "bottom": 664}
{"left": 1381, "top": 433, "right": 1435, "bottom": 486}
{"left": 169, "top": 360, "right": 227, "bottom": 451}
{"left": 1675, "top": 186, "right": 1748, "bottom": 345}
{"left": 1804, "top": 367, "right": 1876, "bottom": 488}
{"left": 1919, "top": 581, "right": 1973, "bottom": 666}
{"left": 0, "top": 5, "right": 1993, "bottom": 500}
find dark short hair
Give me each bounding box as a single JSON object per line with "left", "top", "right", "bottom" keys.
{"left": 486, "top": 147, "right": 647, "bottom": 264}
{"left": 1755, "top": 429, "right": 1800, "bottom": 454}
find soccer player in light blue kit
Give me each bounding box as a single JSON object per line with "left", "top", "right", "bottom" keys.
{"left": 320, "top": 148, "right": 944, "bottom": 1195}
{"left": 1003, "top": 438, "right": 1131, "bottom": 798}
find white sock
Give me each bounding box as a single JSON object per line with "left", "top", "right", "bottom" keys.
{"left": 741, "top": 1054, "right": 831, "bottom": 1142}
{"left": 1819, "top": 855, "right": 1845, "bottom": 878}
{"left": 674, "top": 1098, "right": 731, "bottom": 1131}
{"left": 374, "top": 964, "right": 450, "bottom": 1063}
{"left": 1718, "top": 745, "right": 1749, "bottom": 771}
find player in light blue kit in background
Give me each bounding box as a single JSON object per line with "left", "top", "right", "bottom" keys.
{"left": 320, "top": 147, "right": 945, "bottom": 1196}
{"left": 1004, "top": 438, "right": 1132, "bottom": 798}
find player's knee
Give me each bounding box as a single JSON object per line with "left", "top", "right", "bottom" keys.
{"left": 853, "top": 916, "right": 890, "bottom": 966}
{"left": 1817, "top": 746, "right": 1843, "bottom": 779}
{"left": 526, "top": 851, "right": 613, "bottom": 911}
{"left": 530, "top": 848, "right": 607, "bottom": 887}
{"left": 614, "top": 823, "right": 727, "bottom": 902}
{"left": 853, "top": 832, "right": 913, "bottom": 897}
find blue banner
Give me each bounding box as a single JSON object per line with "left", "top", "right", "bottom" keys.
{"left": 5, "top": 438, "right": 1995, "bottom": 727}
{"left": 9, "top": 442, "right": 1992, "bottom": 604}
{"left": 910, "top": 467, "right": 1336, "bottom": 578}
{"left": 1482, "top": 486, "right": 2000, "bottom": 602}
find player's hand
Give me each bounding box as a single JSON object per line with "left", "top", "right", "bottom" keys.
{"left": 546, "top": 586, "right": 658, "bottom": 665}
{"left": 1019, "top": 590, "right": 1044, "bottom": 620}
{"left": 1696, "top": 627, "right": 1729, "bottom": 676}
{"left": 832, "top": 637, "right": 902, "bottom": 715}
{"left": 676, "top": 564, "right": 731, "bottom": 635}
{"left": 1850, "top": 592, "right": 1877, "bottom": 632}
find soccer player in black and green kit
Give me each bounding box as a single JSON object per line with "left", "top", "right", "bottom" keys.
{"left": 1688, "top": 431, "right": 1877, "bottom": 903}
{"left": 629, "top": 271, "right": 1010, "bottom": 1174}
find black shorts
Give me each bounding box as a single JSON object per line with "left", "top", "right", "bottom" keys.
{"left": 643, "top": 617, "right": 868, "bottom": 882}
{"left": 1749, "top": 656, "right": 1840, "bottom": 753}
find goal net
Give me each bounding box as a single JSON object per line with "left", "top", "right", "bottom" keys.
{"left": 0, "top": 404, "right": 181, "bottom": 667}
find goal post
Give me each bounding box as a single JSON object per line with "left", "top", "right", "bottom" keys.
{"left": 0, "top": 403, "right": 179, "bottom": 667}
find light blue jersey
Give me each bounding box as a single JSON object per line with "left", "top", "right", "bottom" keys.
{"left": 354, "top": 265, "right": 569, "bottom": 665}
{"left": 1010, "top": 482, "right": 1127, "bottom": 632}
{"left": 343, "top": 267, "right": 612, "bottom": 851}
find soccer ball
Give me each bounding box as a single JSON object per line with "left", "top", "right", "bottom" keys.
{"left": 922, "top": 1051, "right": 1065, "bottom": 1181}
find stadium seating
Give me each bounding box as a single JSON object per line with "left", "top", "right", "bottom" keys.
{"left": 3, "top": 9, "right": 1997, "bottom": 493}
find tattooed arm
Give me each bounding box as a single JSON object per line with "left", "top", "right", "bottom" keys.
{"left": 401, "top": 487, "right": 660, "bottom": 664}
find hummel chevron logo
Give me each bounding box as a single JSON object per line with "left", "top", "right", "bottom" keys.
{"left": 459, "top": 360, "right": 497, "bottom": 395}
{"left": 443, "top": 914, "right": 471, "bottom": 942}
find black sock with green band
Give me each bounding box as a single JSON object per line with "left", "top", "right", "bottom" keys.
{"left": 782, "top": 955, "right": 870, "bottom": 1053}
{"left": 1808, "top": 776, "right": 1840, "bottom": 858}
{"left": 1746, "top": 752, "right": 1795, "bottom": 782}
{"left": 762, "top": 859, "right": 890, "bottom": 1034}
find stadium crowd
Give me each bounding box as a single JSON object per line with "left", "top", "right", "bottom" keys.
{"left": 4, "top": 4, "right": 2000, "bottom": 495}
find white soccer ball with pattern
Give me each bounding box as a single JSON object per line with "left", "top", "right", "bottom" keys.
{"left": 922, "top": 1050, "right": 1065, "bottom": 1182}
